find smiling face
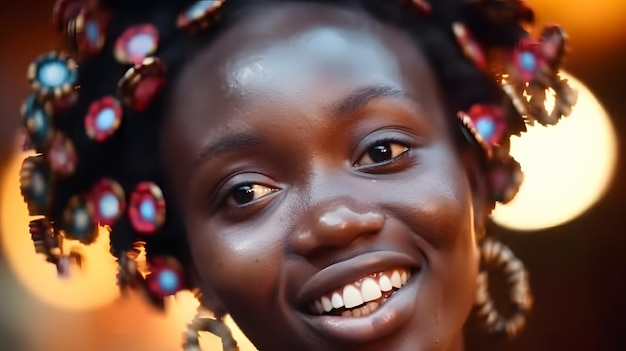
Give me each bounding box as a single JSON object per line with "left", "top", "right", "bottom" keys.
{"left": 163, "top": 3, "right": 481, "bottom": 351}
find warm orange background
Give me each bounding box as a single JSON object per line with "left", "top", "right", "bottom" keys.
{"left": 1, "top": 1, "right": 625, "bottom": 350}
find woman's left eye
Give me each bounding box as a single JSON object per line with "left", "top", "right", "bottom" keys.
{"left": 355, "top": 141, "right": 410, "bottom": 167}
{"left": 227, "top": 183, "right": 278, "bottom": 207}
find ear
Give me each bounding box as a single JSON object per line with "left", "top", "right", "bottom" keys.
{"left": 460, "top": 149, "right": 490, "bottom": 241}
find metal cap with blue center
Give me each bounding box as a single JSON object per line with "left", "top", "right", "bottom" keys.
{"left": 21, "top": 94, "right": 54, "bottom": 152}
{"left": 128, "top": 182, "right": 166, "bottom": 234}
{"left": 63, "top": 195, "right": 98, "bottom": 244}
{"left": 177, "top": 0, "right": 225, "bottom": 34}
{"left": 19, "top": 155, "right": 53, "bottom": 216}
{"left": 90, "top": 178, "right": 126, "bottom": 226}
{"left": 72, "top": 7, "right": 108, "bottom": 58}
{"left": 114, "top": 24, "right": 159, "bottom": 65}
{"left": 85, "top": 96, "right": 123, "bottom": 142}
{"left": 28, "top": 52, "right": 78, "bottom": 100}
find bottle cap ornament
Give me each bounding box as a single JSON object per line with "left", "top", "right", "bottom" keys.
{"left": 128, "top": 182, "right": 166, "bottom": 234}
{"left": 85, "top": 96, "right": 123, "bottom": 142}
{"left": 69, "top": 7, "right": 109, "bottom": 58}
{"left": 452, "top": 22, "right": 487, "bottom": 71}
{"left": 52, "top": 0, "right": 83, "bottom": 33}
{"left": 63, "top": 195, "right": 98, "bottom": 244}
{"left": 21, "top": 94, "right": 54, "bottom": 152}
{"left": 90, "top": 178, "right": 126, "bottom": 226}
{"left": 146, "top": 257, "right": 185, "bottom": 297}
{"left": 28, "top": 52, "right": 78, "bottom": 101}
{"left": 177, "top": 0, "right": 226, "bottom": 34}
{"left": 48, "top": 132, "right": 78, "bottom": 177}
{"left": 458, "top": 104, "right": 507, "bottom": 158}
{"left": 119, "top": 57, "right": 167, "bottom": 112}
{"left": 114, "top": 24, "right": 160, "bottom": 65}
{"left": 488, "top": 156, "right": 524, "bottom": 204}
{"left": 20, "top": 156, "right": 53, "bottom": 216}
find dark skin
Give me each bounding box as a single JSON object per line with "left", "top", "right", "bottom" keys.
{"left": 163, "top": 3, "right": 485, "bottom": 351}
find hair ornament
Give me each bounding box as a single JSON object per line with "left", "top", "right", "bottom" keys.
{"left": 21, "top": 94, "right": 54, "bottom": 152}
{"left": 48, "top": 131, "right": 78, "bottom": 177}
{"left": 29, "top": 218, "right": 84, "bottom": 277}
{"left": 28, "top": 52, "right": 79, "bottom": 101}
{"left": 458, "top": 104, "right": 506, "bottom": 158}
{"left": 68, "top": 6, "right": 109, "bottom": 59}
{"left": 487, "top": 155, "right": 523, "bottom": 204}
{"left": 63, "top": 195, "right": 98, "bottom": 244}
{"left": 20, "top": 155, "right": 53, "bottom": 216}
{"left": 509, "top": 39, "right": 543, "bottom": 84}
{"left": 452, "top": 22, "right": 487, "bottom": 71}
{"left": 146, "top": 257, "right": 185, "bottom": 298}
{"left": 117, "top": 242, "right": 146, "bottom": 291}
{"left": 90, "top": 178, "right": 126, "bottom": 226}
{"left": 119, "top": 57, "right": 167, "bottom": 112}
{"left": 29, "top": 219, "right": 61, "bottom": 260}
{"left": 85, "top": 95, "right": 123, "bottom": 142}
{"left": 52, "top": 0, "right": 83, "bottom": 33}
{"left": 177, "top": 0, "right": 226, "bottom": 34}
{"left": 128, "top": 181, "right": 166, "bottom": 234}
{"left": 117, "top": 241, "right": 171, "bottom": 310}
{"left": 114, "top": 23, "right": 160, "bottom": 65}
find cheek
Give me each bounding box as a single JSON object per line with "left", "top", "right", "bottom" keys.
{"left": 391, "top": 148, "right": 479, "bottom": 341}
{"left": 185, "top": 215, "right": 286, "bottom": 312}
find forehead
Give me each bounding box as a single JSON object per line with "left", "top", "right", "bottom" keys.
{"left": 167, "top": 3, "right": 445, "bottom": 154}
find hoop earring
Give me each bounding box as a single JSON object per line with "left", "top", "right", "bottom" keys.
{"left": 474, "top": 238, "right": 533, "bottom": 338}
{"left": 183, "top": 306, "right": 239, "bottom": 351}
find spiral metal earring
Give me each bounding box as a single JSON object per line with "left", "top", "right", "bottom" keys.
{"left": 474, "top": 238, "right": 533, "bottom": 338}
{"left": 183, "top": 306, "right": 239, "bottom": 351}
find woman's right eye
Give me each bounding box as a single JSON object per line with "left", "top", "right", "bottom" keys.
{"left": 227, "top": 183, "right": 279, "bottom": 207}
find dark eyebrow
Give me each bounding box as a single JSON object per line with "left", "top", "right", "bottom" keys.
{"left": 195, "top": 132, "right": 265, "bottom": 168}
{"left": 331, "top": 85, "right": 409, "bottom": 117}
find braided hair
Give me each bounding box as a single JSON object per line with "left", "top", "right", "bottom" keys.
{"left": 19, "top": 0, "right": 574, "bottom": 335}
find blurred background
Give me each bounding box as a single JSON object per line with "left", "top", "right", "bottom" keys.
{"left": 0, "top": 0, "right": 624, "bottom": 350}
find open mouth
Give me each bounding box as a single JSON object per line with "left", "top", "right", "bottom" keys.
{"left": 308, "top": 267, "right": 413, "bottom": 318}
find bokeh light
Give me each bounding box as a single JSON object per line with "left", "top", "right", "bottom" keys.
{"left": 527, "top": 0, "right": 626, "bottom": 51}
{"left": 492, "top": 72, "right": 617, "bottom": 231}
{"left": 0, "top": 151, "right": 119, "bottom": 310}
{"left": 0, "top": 151, "right": 257, "bottom": 349}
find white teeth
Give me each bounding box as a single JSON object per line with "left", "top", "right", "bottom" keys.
{"left": 361, "top": 278, "right": 382, "bottom": 302}
{"left": 343, "top": 285, "right": 364, "bottom": 309}
{"left": 311, "top": 268, "right": 413, "bottom": 317}
{"left": 331, "top": 292, "right": 344, "bottom": 309}
{"left": 390, "top": 271, "right": 402, "bottom": 288}
{"left": 378, "top": 275, "right": 393, "bottom": 292}
{"left": 321, "top": 296, "right": 333, "bottom": 312}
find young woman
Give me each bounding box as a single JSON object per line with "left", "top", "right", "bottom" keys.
{"left": 18, "top": 0, "right": 576, "bottom": 350}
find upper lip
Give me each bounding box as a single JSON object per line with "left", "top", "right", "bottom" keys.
{"left": 296, "top": 251, "right": 423, "bottom": 308}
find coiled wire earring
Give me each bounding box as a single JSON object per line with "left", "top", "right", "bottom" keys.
{"left": 183, "top": 305, "right": 239, "bottom": 351}
{"left": 474, "top": 238, "right": 533, "bottom": 338}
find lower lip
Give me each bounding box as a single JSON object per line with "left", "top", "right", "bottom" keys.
{"left": 301, "top": 272, "right": 420, "bottom": 343}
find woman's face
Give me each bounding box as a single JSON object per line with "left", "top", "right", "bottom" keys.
{"left": 164, "top": 4, "right": 481, "bottom": 351}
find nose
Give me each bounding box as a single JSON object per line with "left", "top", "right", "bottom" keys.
{"left": 290, "top": 198, "right": 385, "bottom": 256}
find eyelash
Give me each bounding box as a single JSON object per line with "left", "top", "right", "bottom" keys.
{"left": 354, "top": 136, "right": 413, "bottom": 170}
{"left": 215, "top": 137, "right": 414, "bottom": 212}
